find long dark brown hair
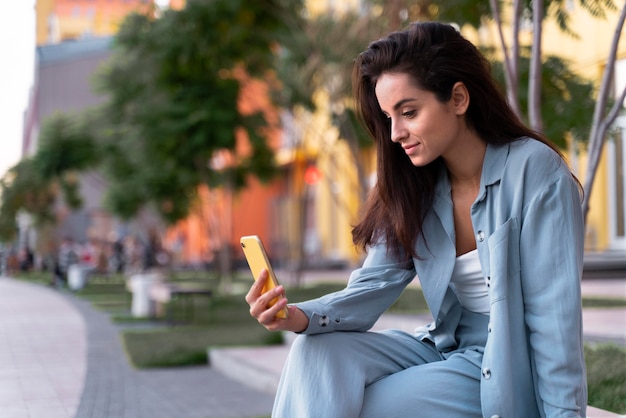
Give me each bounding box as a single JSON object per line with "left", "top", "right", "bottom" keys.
{"left": 351, "top": 21, "right": 563, "bottom": 260}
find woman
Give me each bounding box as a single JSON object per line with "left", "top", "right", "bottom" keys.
{"left": 246, "top": 22, "right": 586, "bottom": 417}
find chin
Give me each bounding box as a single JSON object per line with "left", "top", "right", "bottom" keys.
{"left": 409, "top": 156, "right": 433, "bottom": 167}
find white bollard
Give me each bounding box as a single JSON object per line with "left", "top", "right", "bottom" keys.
{"left": 68, "top": 264, "right": 87, "bottom": 291}
{"left": 130, "top": 273, "right": 158, "bottom": 317}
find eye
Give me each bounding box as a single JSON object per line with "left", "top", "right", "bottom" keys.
{"left": 402, "top": 110, "right": 416, "bottom": 118}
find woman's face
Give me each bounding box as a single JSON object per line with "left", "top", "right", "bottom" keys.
{"left": 375, "top": 72, "right": 467, "bottom": 167}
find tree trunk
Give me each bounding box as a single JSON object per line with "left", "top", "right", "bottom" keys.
{"left": 582, "top": 3, "right": 626, "bottom": 226}
{"left": 528, "top": 0, "right": 544, "bottom": 133}
{"left": 490, "top": 0, "right": 522, "bottom": 117}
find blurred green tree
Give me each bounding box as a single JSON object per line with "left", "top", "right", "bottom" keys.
{"left": 0, "top": 159, "right": 56, "bottom": 240}
{"left": 489, "top": 52, "right": 596, "bottom": 149}
{"left": 93, "top": 0, "right": 305, "bottom": 281}
{"left": 95, "top": 0, "right": 304, "bottom": 223}
{"left": 0, "top": 112, "right": 101, "bottom": 241}
{"left": 0, "top": 0, "right": 305, "bottom": 274}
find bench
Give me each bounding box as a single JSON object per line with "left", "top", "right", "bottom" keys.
{"left": 150, "top": 281, "right": 213, "bottom": 323}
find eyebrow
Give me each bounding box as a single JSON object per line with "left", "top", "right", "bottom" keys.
{"left": 393, "top": 98, "right": 417, "bottom": 111}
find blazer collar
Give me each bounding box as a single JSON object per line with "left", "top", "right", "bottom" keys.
{"left": 474, "top": 142, "right": 510, "bottom": 204}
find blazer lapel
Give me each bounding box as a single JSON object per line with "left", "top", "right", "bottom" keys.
{"left": 414, "top": 170, "right": 456, "bottom": 318}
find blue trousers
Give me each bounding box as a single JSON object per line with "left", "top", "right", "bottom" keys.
{"left": 273, "top": 309, "right": 489, "bottom": 418}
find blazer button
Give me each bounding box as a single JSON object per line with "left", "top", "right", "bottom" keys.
{"left": 319, "top": 315, "right": 330, "bottom": 327}
{"left": 476, "top": 231, "right": 485, "bottom": 242}
{"left": 482, "top": 368, "right": 491, "bottom": 379}
{"left": 488, "top": 322, "right": 492, "bottom": 333}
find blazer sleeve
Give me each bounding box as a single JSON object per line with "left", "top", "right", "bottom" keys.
{"left": 519, "top": 171, "right": 587, "bottom": 416}
{"left": 295, "top": 242, "right": 416, "bottom": 334}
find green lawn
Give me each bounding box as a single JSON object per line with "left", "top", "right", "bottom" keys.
{"left": 585, "top": 343, "right": 626, "bottom": 414}
{"left": 11, "top": 270, "right": 626, "bottom": 413}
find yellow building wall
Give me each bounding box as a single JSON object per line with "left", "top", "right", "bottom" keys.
{"left": 35, "top": 0, "right": 154, "bottom": 45}
{"left": 35, "top": 0, "right": 55, "bottom": 45}
{"left": 294, "top": 88, "right": 363, "bottom": 265}
{"left": 314, "top": 134, "right": 363, "bottom": 265}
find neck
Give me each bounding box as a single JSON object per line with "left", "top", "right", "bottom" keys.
{"left": 444, "top": 134, "right": 487, "bottom": 188}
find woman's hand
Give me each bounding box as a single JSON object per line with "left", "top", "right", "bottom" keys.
{"left": 245, "top": 269, "right": 309, "bottom": 333}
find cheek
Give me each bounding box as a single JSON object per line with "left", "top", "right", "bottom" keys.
{"left": 429, "top": 111, "right": 458, "bottom": 135}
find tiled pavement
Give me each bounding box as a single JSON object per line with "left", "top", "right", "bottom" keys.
{"left": 0, "top": 278, "right": 85, "bottom": 418}
{"left": 0, "top": 278, "right": 274, "bottom": 418}
{"left": 0, "top": 262, "right": 624, "bottom": 418}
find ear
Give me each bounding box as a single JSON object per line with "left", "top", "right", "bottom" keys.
{"left": 450, "top": 81, "right": 469, "bottom": 115}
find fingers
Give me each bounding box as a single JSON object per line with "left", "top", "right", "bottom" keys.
{"left": 249, "top": 283, "right": 285, "bottom": 319}
{"left": 246, "top": 269, "right": 288, "bottom": 330}
{"left": 245, "top": 268, "right": 271, "bottom": 305}
{"left": 256, "top": 297, "right": 288, "bottom": 331}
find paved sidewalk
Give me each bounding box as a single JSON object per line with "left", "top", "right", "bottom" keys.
{"left": 0, "top": 277, "right": 274, "bottom": 418}
{"left": 0, "top": 278, "right": 85, "bottom": 418}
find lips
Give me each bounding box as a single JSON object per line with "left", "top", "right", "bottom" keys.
{"left": 403, "top": 143, "right": 419, "bottom": 154}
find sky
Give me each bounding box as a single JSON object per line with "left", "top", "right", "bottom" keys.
{"left": 0, "top": 1, "right": 36, "bottom": 179}
{"left": 0, "top": 0, "right": 170, "bottom": 180}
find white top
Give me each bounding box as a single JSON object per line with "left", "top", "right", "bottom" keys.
{"left": 449, "top": 249, "right": 490, "bottom": 315}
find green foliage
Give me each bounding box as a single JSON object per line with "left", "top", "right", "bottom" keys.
{"left": 582, "top": 297, "right": 626, "bottom": 308}
{"left": 368, "top": 0, "right": 616, "bottom": 33}
{"left": 34, "top": 112, "right": 102, "bottom": 177}
{"left": 0, "top": 110, "right": 107, "bottom": 241}
{"left": 490, "top": 51, "right": 595, "bottom": 148}
{"left": 122, "top": 325, "right": 282, "bottom": 368}
{"left": 94, "top": 0, "right": 305, "bottom": 223}
{"left": 34, "top": 112, "right": 104, "bottom": 210}
{"left": 432, "top": 0, "right": 493, "bottom": 29}
{"left": 0, "top": 159, "right": 56, "bottom": 241}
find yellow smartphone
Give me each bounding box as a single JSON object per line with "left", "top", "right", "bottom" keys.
{"left": 240, "top": 235, "right": 288, "bottom": 319}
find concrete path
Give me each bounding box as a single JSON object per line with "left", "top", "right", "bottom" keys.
{"left": 0, "top": 278, "right": 85, "bottom": 418}
{"left": 0, "top": 277, "right": 274, "bottom": 418}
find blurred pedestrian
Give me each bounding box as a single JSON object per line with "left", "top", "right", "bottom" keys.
{"left": 109, "top": 239, "right": 126, "bottom": 274}
{"left": 56, "top": 237, "right": 79, "bottom": 285}
{"left": 18, "top": 246, "right": 34, "bottom": 272}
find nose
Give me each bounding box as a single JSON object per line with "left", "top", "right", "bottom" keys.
{"left": 390, "top": 118, "right": 408, "bottom": 143}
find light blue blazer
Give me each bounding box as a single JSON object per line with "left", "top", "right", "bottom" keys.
{"left": 296, "top": 139, "right": 587, "bottom": 418}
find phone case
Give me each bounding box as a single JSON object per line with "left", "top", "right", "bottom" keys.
{"left": 240, "top": 235, "right": 288, "bottom": 318}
